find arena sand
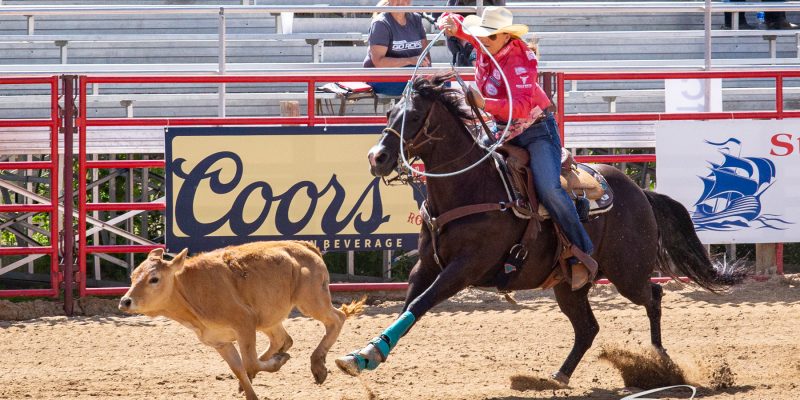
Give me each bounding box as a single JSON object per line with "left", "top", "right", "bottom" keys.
{"left": 0, "top": 275, "right": 798, "bottom": 399}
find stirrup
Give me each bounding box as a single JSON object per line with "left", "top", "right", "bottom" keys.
{"left": 570, "top": 260, "right": 597, "bottom": 291}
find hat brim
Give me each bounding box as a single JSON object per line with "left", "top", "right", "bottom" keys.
{"left": 462, "top": 15, "right": 528, "bottom": 38}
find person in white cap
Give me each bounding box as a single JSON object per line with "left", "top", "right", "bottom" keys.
{"left": 438, "top": 7, "right": 597, "bottom": 289}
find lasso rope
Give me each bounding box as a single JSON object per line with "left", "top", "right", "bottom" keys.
{"left": 397, "top": 15, "right": 514, "bottom": 178}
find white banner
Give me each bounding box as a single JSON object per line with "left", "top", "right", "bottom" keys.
{"left": 664, "top": 79, "right": 722, "bottom": 113}
{"left": 656, "top": 119, "right": 800, "bottom": 244}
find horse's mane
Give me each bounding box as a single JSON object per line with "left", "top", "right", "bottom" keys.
{"left": 411, "top": 72, "right": 474, "bottom": 122}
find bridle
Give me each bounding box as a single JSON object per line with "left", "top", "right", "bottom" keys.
{"left": 382, "top": 98, "right": 442, "bottom": 156}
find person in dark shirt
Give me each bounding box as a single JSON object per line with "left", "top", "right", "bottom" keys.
{"left": 762, "top": 0, "right": 798, "bottom": 29}
{"left": 722, "top": 0, "right": 754, "bottom": 29}
{"left": 363, "top": 0, "right": 431, "bottom": 96}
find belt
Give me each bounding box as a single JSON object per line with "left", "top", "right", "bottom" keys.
{"left": 532, "top": 112, "right": 547, "bottom": 125}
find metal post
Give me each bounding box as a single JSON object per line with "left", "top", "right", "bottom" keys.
{"left": 477, "top": 0, "right": 484, "bottom": 15}
{"left": 703, "top": 0, "right": 712, "bottom": 112}
{"left": 62, "top": 75, "right": 76, "bottom": 316}
{"left": 383, "top": 250, "right": 393, "bottom": 280}
{"left": 703, "top": 0, "right": 712, "bottom": 71}
{"left": 26, "top": 15, "right": 34, "bottom": 35}
{"left": 218, "top": 8, "right": 227, "bottom": 117}
{"left": 767, "top": 36, "right": 777, "bottom": 59}
{"left": 56, "top": 40, "right": 68, "bottom": 64}
{"left": 796, "top": 33, "right": 800, "bottom": 58}
{"left": 306, "top": 39, "right": 323, "bottom": 63}
{"left": 347, "top": 251, "right": 355, "bottom": 276}
{"left": 120, "top": 100, "right": 133, "bottom": 118}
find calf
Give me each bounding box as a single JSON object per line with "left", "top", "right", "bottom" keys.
{"left": 118, "top": 241, "right": 364, "bottom": 400}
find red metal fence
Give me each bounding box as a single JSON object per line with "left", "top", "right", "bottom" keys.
{"left": 75, "top": 74, "right": 423, "bottom": 297}
{"left": 556, "top": 70, "right": 800, "bottom": 273}
{"left": 1, "top": 70, "right": 795, "bottom": 299}
{"left": 0, "top": 76, "right": 60, "bottom": 297}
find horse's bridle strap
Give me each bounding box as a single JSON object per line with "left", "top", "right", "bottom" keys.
{"left": 383, "top": 99, "right": 440, "bottom": 154}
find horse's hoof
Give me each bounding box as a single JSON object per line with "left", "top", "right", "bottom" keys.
{"left": 551, "top": 371, "right": 570, "bottom": 386}
{"left": 335, "top": 355, "right": 362, "bottom": 377}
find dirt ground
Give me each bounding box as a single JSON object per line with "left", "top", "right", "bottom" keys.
{"left": 1, "top": 276, "right": 798, "bottom": 400}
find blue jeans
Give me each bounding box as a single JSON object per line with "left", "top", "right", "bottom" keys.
{"left": 509, "top": 112, "right": 594, "bottom": 255}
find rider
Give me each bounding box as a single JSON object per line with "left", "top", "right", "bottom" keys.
{"left": 438, "top": 6, "right": 597, "bottom": 289}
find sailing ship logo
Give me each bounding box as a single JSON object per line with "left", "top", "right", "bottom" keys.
{"left": 691, "top": 138, "right": 792, "bottom": 231}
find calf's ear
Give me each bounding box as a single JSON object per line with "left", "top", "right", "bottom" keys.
{"left": 148, "top": 248, "right": 165, "bottom": 260}
{"left": 170, "top": 248, "right": 189, "bottom": 269}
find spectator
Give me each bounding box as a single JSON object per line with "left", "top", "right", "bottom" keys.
{"left": 436, "top": 0, "right": 506, "bottom": 66}
{"left": 763, "top": 0, "right": 798, "bottom": 29}
{"left": 722, "top": 0, "right": 754, "bottom": 29}
{"left": 363, "top": 0, "right": 431, "bottom": 96}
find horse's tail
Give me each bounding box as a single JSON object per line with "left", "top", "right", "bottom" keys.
{"left": 644, "top": 190, "right": 746, "bottom": 292}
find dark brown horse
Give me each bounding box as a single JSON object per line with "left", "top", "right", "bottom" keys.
{"left": 336, "top": 73, "right": 739, "bottom": 384}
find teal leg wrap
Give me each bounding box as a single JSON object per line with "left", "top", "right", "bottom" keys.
{"left": 370, "top": 311, "right": 416, "bottom": 360}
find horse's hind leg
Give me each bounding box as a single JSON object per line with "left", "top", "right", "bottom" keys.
{"left": 644, "top": 283, "right": 665, "bottom": 352}
{"left": 616, "top": 280, "right": 666, "bottom": 353}
{"left": 552, "top": 282, "right": 599, "bottom": 385}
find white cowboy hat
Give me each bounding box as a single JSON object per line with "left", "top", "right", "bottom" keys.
{"left": 462, "top": 6, "right": 529, "bottom": 38}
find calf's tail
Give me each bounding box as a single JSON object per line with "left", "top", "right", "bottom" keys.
{"left": 340, "top": 295, "right": 367, "bottom": 318}
{"left": 298, "top": 240, "right": 323, "bottom": 257}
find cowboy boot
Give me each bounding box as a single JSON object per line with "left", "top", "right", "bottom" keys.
{"left": 568, "top": 251, "right": 598, "bottom": 291}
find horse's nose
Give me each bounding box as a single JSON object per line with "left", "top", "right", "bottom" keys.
{"left": 368, "top": 144, "right": 388, "bottom": 168}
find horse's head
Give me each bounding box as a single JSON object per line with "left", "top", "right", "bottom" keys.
{"left": 368, "top": 72, "right": 470, "bottom": 177}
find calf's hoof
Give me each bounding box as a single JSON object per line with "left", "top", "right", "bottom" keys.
{"left": 551, "top": 371, "right": 570, "bottom": 386}
{"left": 311, "top": 362, "right": 328, "bottom": 384}
{"left": 264, "top": 352, "right": 291, "bottom": 372}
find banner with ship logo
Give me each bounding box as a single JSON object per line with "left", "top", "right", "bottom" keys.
{"left": 165, "top": 126, "right": 423, "bottom": 253}
{"left": 656, "top": 120, "right": 799, "bottom": 244}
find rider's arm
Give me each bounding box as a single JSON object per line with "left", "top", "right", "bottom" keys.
{"left": 437, "top": 13, "right": 480, "bottom": 48}
{"left": 483, "top": 52, "right": 551, "bottom": 120}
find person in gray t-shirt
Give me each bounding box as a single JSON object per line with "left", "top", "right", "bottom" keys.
{"left": 364, "top": 0, "right": 430, "bottom": 96}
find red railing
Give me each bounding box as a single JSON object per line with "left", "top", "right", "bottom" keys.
{"left": 557, "top": 70, "right": 799, "bottom": 273}
{"left": 0, "top": 76, "right": 60, "bottom": 298}
{"left": 75, "top": 73, "right": 443, "bottom": 296}
{"left": 72, "top": 71, "right": 794, "bottom": 297}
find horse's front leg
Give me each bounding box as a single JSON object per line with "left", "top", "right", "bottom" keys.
{"left": 335, "top": 256, "right": 473, "bottom": 376}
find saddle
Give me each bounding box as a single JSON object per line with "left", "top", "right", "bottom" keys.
{"left": 491, "top": 144, "right": 614, "bottom": 291}
{"left": 493, "top": 145, "right": 613, "bottom": 220}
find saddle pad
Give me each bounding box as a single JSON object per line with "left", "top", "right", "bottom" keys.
{"left": 538, "top": 164, "right": 614, "bottom": 220}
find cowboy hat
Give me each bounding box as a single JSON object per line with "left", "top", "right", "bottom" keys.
{"left": 462, "top": 6, "right": 529, "bottom": 38}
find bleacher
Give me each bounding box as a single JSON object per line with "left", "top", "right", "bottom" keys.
{"left": 1, "top": 0, "right": 800, "bottom": 151}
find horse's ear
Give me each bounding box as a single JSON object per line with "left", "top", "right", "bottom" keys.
{"left": 432, "top": 72, "right": 455, "bottom": 88}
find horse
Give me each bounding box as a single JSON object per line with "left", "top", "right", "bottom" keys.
{"left": 335, "top": 73, "right": 740, "bottom": 385}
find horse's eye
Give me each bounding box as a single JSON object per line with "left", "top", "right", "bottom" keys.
{"left": 148, "top": 276, "right": 159, "bottom": 285}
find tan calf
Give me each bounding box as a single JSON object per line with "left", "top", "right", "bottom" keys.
{"left": 118, "top": 241, "right": 364, "bottom": 400}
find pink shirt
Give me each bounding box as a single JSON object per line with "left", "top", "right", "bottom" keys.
{"left": 438, "top": 13, "right": 552, "bottom": 140}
